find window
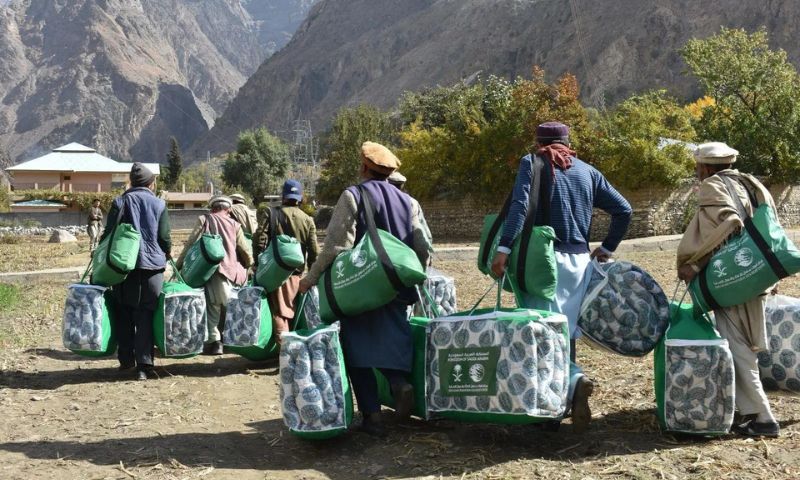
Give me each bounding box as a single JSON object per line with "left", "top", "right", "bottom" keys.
{"left": 193, "top": 203, "right": 204, "bottom": 208}
{"left": 168, "top": 203, "right": 184, "bottom": 210}
{"left": 63, "top": 175, "right": 71, "bottom": 180}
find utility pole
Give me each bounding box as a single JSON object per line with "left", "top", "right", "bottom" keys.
{"left": 290, "top": 119, "right": 319, "bottom": 198}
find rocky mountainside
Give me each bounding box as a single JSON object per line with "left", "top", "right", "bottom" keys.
{"left": 192, "top": 0, "right": 800, "bottom": 158}
{"left": 0, "top": 0, "right": 315, "bottom": 164}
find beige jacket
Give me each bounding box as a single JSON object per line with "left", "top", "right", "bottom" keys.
{"left": 677, "top": 169, "right": 776, "bottom": 350}
{"left": 230, "top": 203, "right": 258, "bottom": 236}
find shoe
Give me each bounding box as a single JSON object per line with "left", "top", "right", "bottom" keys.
{"left": 202, "top": 341, "right": 223, "bottom": 356}
{"left": 136, "top": 365, "right": 156, "bottom": 381}
{"left": 358, "top": 412, "right": 387, "bottom": 438}
{"left": 571, "top": 376, "right": 594, "bottom": 434}
{"left": 118, "top": 361, "right": 136, "bottom": 371}
{"left": 137, "top": 370, "right": 148, "bottom": 381}
{"left": 732, "top": 419, "right": 780, "bottom": 438}
{"left": 391, "top": 382, "right": 414, "bottom": 421}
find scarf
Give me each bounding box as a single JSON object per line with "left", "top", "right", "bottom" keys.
{"left": 537, "top": 143, "right": 576, "bottom": 176}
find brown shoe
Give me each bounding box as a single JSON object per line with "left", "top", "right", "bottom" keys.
{"left": 571, "top": 376, "right": 594, "bottom": 434}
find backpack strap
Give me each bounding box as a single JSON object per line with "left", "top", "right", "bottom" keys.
{"left": 514, "top": 155, "right": 549, "bottom": 289}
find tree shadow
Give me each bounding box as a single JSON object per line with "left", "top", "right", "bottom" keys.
{"left": 0, "top": 407, "right": 770, "bottom": 479}
{"left": 0, "top": 356, "right": 278, "bottom": 390}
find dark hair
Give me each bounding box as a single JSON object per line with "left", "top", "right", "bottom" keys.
{"left": 366, "top": 168, "right": 390, "bottom": 181}
{"left": 92, "top": 198, "right": 100, "bottom": 203}
{"left": 707, "top": 163, "right": 733, "bottom": 174}
{"left": 283, "top": 199, "right": 300, "bottom": 206}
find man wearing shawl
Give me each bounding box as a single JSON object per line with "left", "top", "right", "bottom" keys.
{"left": 677, "top": 142, "right": 780, "bottom": 437}
{"left": 491, "top": 122, "right": 632, "bottom": 433}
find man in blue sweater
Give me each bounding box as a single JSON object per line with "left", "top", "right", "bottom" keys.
{"left": 491, "top": 122, "right": 632, "bottom": 432}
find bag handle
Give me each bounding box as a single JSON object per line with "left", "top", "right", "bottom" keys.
{"left": 357, "top": 185, "right": 405, "bottom": 292}
{"left": 467, "top": 274, "right": 518, "bottom": 316}
{"left": 479, "top": 192, "right": 513, "bottom": 270}
{"left": 169, "top": 258, "right": 186, "bottom": 284}
{"left": 514, "top": 155, "right": 548, "bottom": 290}
{"left": 415, "top": 285, "right": 442, "bottom": 319}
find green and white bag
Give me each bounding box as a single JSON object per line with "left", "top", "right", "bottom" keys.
{"left": 424, "top": 280, "right": 570, "bottom": 424}
{"left": 181, "top": 215, "right": 226, "bottom": 288}
{"left": 690, "top": 175, "right": 800, "bottom": 312}
{"left": 223, "top": 285, "right": 278, "bottom": 361}
{"left": 154, "top": 264, "right": 207, "bottom": 359}
{"left": 255, "top": 207, "right": 305, "bottom": 292}
{"left": 62, "top": 278, "right": 117, "bottom": 357}
{"left": 319, "top": 186, "right": 426, "bottom": 323}
{"left": 91, "top": 200, "right": 140, "bottom": 287}
{"left": 293, "top": 287, "right": 323, "bottom": 332}
{"left": 280, "top": 322, "right": 354, "bottom": 440}
{"left": 477, "top": 155, "right": 557, "bottom": 301}
{"left": 654, "top": 288, "right": 735, "bottom": 435}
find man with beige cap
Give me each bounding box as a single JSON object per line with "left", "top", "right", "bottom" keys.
{"left": 300, "top": 141, "right": 432, "bottom": 437}
{"left": 177, "top": 195, "right": 253, "bottom": 355}
{"left": 229, "top": 193, "right": 258, "bottom": 237}
{"left": 677, "top": 141, "right": 780, "bottom": 437}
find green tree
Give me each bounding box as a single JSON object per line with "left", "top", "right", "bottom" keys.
{"left": 682, "top": 28, "right": 800, "bottom": 179}
{"left": 163, "top": 137, "right": 183, "bottom": 189}
{"left": 589, "top": 90, "right": 696, "bottom": 190}
{"left": 398, "top": 69, "right": 593, "bottom": 204}
{"left": 223, "top": 128, "right": 290, "bottom": 202}
{"left": 316, "top": 105, "right": 396, "bottom": 203}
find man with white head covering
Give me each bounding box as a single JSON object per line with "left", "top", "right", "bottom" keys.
{"left": 229, "top": 193, "right": 258, "bottom": 236}
{"left": 677, "top": 141, "right": 780, "bottom": 437}
{"left": 177, "top": 195, "right": 253, "bottom": 355}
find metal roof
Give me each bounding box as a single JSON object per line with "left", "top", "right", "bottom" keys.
{"left": 6, "top": 143, "right": 161, "bottom": 175}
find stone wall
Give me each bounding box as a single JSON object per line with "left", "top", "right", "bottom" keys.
{"left": 421, "top": 181, "right": 800, "bottom": 242}
{"left": 0, "top": 209, "right": 206, "bottom": 230}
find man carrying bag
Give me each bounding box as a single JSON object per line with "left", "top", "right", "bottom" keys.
{"left": 101, "top": 163, "right": 171, "bottom": 380}
{"left": 299, "top": 142, "right": 432, "bottom": 437}
{"left": 491, "top": 122, "right": 632, "bottom": 433}
{"left": 677, "top": 142, "right": 781, "bottom": 438}
{"left": 253, "top": 180, "right": 319, "bottom": 344}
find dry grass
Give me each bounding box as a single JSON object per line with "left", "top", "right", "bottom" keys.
{"left": 0, "top": 244, "right": 797, "bottom": 480}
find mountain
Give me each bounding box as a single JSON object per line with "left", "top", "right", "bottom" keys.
{"left": 191, "top": 0, "right": 800, "bottom": 158}
{"left": 0, "top": 0, "right": 315, "bottom": 164}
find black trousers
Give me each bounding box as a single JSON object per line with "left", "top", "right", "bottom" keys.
{"left": 348, "top": 367, "right": 409, "bottom": 415}
{"left": 114, "top": 269, "right": 163, "bottom": 368}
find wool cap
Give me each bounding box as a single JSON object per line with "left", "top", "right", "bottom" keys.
{"left": 361, "top": 141, "right": 400, "bottom": 175}
{"left": 229, "top": 193, "right": 246, "bottom": 204}
{"left": 387, "top": 171, "right": 407, "bottom": 187}
{"left": 282, "top": 179, "right": 303, "bottom": 201}
{"left": 209, "top": 195, "right": 232, "bottom": 209}
{"left": 129, "top": 162, "right": 155, "bottom": 187}
{"left": 536, "top": 122, "right": 570, "bottom": 142}
{"left": 694, "top": 142, "right": 738, "bottom": 165}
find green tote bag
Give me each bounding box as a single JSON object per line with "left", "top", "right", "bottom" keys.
{"left": 255, "top": 207, "right": 305, "bottom": 292}
{"left": 91, "top": 199, "right": 140, "bottom": 287}
{"left": 477, "top": 155, "right": 557, "bottom": 301}
{"left": 180, "top": 215, "right": 226, "bottom": 288}
{"left": 690, "top": 175, "right": 800, "bottom": 312}
{"left": 318, "top": 186, "right": 427, "bottom": 323}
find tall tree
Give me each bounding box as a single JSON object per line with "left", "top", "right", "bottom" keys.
{"left": 682, "top": 28, "right": 800, "bottom": 180}
{"left": 163, "top": 137, "right": 183, "bottom": 190}
{"left": 316, "top": 105, "right": 396, "bottom": 203}
{"left": 222, "top": 128, "right": 290, "bottom": 201}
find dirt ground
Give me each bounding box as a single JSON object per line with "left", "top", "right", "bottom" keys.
{"left": 0, "top": 243, "right": 798, "bottom": 480}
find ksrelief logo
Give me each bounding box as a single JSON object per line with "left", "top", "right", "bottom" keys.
{"left": 734, "top": 247, "right": 754, "bottom": 267}
{"left": 712, "top": 259, "right": 727, "bottom": 278}
{"left": 469, "top": 363, "right": 485, "bottom": 383}
{"left": 350, "top": 245, "right": 368, "bottom": 268}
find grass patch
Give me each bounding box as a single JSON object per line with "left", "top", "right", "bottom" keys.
{"left": 0, "top": 235, "right": 22, "bottom": 244}
{"left": 0, "top": 283, "right": 20, "bottom": 311}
